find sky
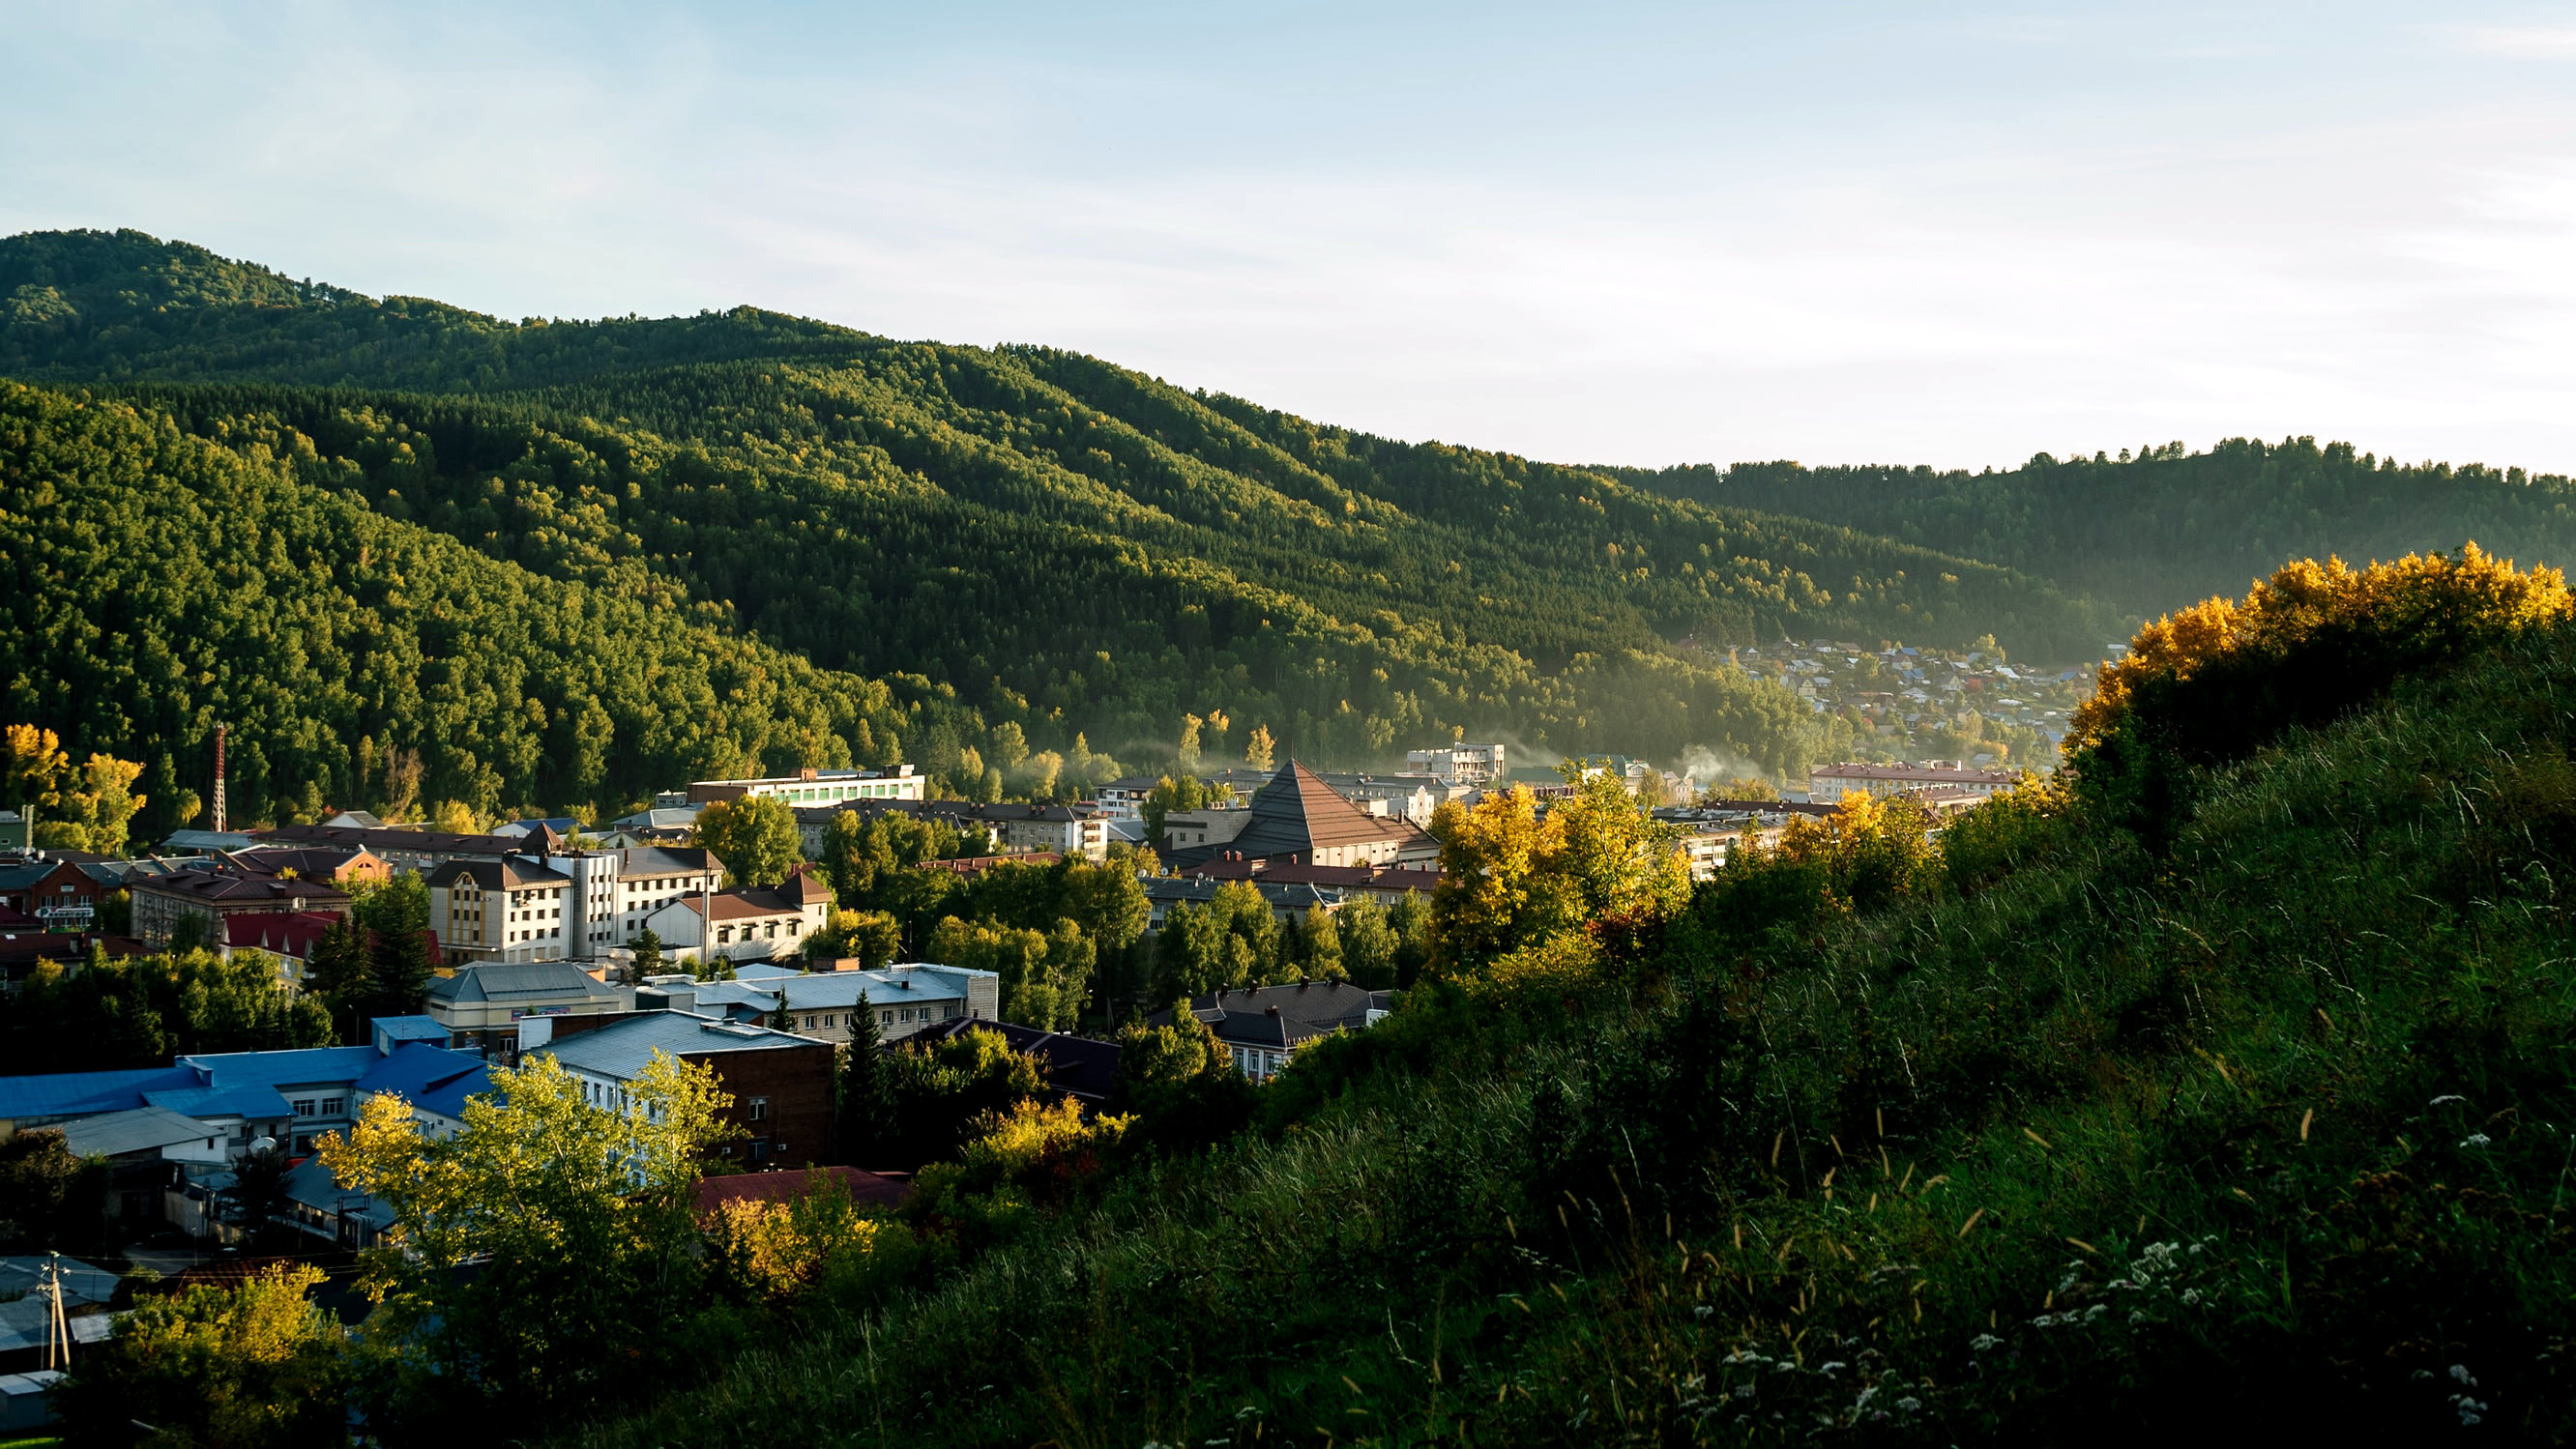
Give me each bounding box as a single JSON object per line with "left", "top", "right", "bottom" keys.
{"left": 6, "top": 1, "right": 2576, "bottom": 475}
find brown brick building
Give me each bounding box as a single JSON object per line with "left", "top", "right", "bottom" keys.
{"left": 543, "top": 1011, "right": 836, "bottom": 1169}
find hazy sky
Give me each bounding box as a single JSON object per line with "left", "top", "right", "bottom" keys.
{"left": 7, "top": 1, "right": 2575, "bottom": 474}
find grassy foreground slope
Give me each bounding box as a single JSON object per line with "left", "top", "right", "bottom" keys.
{"left": 4, "top": 228, "right": 2112, "bottom": 784}
{"left": 581, "top": 611, "right": 2576, "bottom": 1445}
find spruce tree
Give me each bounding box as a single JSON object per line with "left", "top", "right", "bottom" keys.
{"left": 836, "top": 1002, "right": 890, "bottom": 1166}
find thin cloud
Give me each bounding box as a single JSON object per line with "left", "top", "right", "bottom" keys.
{"left": 2451, "top": 24, "right": 2576, "bottom": 58}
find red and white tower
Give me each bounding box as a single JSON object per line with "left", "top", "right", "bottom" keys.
{"left": 211, "top": 725, "right": 229, "bottom": 834}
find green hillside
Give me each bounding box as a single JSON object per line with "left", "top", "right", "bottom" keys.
{"left": 571, "top": 582, "right": 2576, "bottom": 1446}
{"left": 2, "top": 229, "right": 2115, "bottom": 818}
{"left": 1618, "top": 442, "right": 2576, "bottom": 620}
{"left": 0, "top": 380, "right": 976, "bottom": 832}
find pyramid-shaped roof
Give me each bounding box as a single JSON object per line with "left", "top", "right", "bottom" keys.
{"left": 1222, "top": 761, "right": 1417, "bottom": 861}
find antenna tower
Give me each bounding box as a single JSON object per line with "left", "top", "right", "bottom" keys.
{"left": 212, "top": 725, "right": 229, "bottom": 834}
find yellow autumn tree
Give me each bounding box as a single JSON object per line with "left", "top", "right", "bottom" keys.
{"left": 2, "top": 723, "right": 146, "bottom": 853}
{"left": 1426, "top": 765, "right": 1689, "bottom": 974}
{"left": 2068, "top": 545, "right": 2571, "bottom": 759}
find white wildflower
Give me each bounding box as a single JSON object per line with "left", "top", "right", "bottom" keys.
{"left": 2085, "top": 1303, "right": 2108, "bottom": 1321}
{"left": 2460, "top": 1134, "right": 2492, "bottom": 1148}
{"left": 1896, "top": 1397, "right": 1922, "bottom": 1412}
{"left": 1693, "top": 1304, "right": 1714, "bottom": 1319}
{"left": 1970, "top": 1334, "right": 2002, "bottom": 1352}
{"left": 2430, "top": 1094, "right": 2466, "bottom": 1107}
{"left": 1818, "top": 1361, "right": 1846, "bottom": 1375}
{"left": 2181, "top": 1290, "right": 2203, "bottom": 1307}
{"left": 2451, "top": 1365, "right": 2476, "bottom": 1386}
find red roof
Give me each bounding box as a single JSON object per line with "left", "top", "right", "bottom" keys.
{"left": 692, "top": 1165, "right": 912, "bottom": 1215}
{"left": 223, "top": 910, "right": 341, "bottom": 958}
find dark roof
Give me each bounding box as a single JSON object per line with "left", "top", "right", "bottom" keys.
{"left": 1148, "top": 980, "right": 1394, "bottom": 1050}
{"left": 908, "top": 1018, "right": 1122, "bottom": 1102}
{"left": 131, "top": 870, "right": 351, "bottom": 908}
{"left": 228, "top": 846, "right": 383, "bottom": 876}
{"left": 424, "top": 856, "right": 571, "bottom": 889}
{"left": 253, "top": 824, "right": 519, "bottom": 855}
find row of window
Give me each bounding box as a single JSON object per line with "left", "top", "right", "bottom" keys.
{"left": 289, "top": 1096, "right": 347, "bottom": 1116}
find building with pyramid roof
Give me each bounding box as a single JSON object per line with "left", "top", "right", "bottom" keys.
{"left": 1161, "top": 761, "right": 1435, "bottom": 871}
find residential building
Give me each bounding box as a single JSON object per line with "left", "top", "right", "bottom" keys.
{"left": 424, "top": 855, "right": 574, "bottom": 963}
{"left": 540, "top": 1012, "right": 835, "bottom": 1168}
{"left": 639, "top": 870, "right": 830, "bottom": 967}
{"left": 1148, "top": 981, "right": 1394, "bottom": 1084}
{"left": 1160, "top": 761, "right": 1435, "bottom": 870}
{"left": 127, "top": 869, "right": 352, "bottom": 948}
{"left": 1405, "top": 742, "right": 1507, "bottom": 787}
{"left": 1808, "top": 762, "right": 2019, "bottom": 800}
{"left": 0, "top": 855, "right": 106, "bottom": 931}
{"left": 647, "top": 962, "right": 1000, "bottom": 1045}
{"left": 492, "top": 817, "right": 581, "bottom": 846}
{"left": 686, "top": 764, "right": 923, "bottom": 807}
{"left": 0, "top": 1037, "right": 486, "bottom": 1159}
{"left": 0, "top": 810, "right": 23, "bottom": 852}
{"left": 219, "top": 910, "right": 343, "bottom": 987}
{"left": 424, "top": 961, "right": 632, "bottom": 1058}
{"left": 605, "top": 846, "right": 725, "bottom": 950}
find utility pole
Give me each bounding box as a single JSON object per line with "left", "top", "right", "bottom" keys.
{"left": 44, "top": 1251, "right": 70, "bottom": 1370}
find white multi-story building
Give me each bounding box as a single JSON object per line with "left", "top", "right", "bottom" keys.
{"left": 1405, "top": 742, "right": 1506, "bottom": 787}
{"left": 685, "top": 765, "right": 923, "bottom": 807}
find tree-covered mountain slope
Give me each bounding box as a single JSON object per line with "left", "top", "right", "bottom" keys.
{"left": 1617, "top": 441, "right": 2576, "bottom": 621}
{"left": 0, "top": 380, "right": 978, "bottom": 834}
{"left": 2, "top": 229, "right": 2115, "bottom": 804}
{"left": 574, "top": 586, "right": 2576, "bottom": 1447}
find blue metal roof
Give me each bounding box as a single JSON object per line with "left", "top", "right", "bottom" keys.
{"left": 174, "top": 1045, "right": 385, "bottom": 1087}
{"left": 0, "top": 1065, "right": 197, "bottom": 1120}
{"left": 141, "top": 1085, "right": 295, "bottom": 1119}
{"left": 413, "top": 1063, "right": 496, "bottom": 1121}
{"left": 354, "top": 1043, "right": 485, "bottom": 1100}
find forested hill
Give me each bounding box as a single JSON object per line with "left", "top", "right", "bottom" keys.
{"left": 1612, "top": 442, "right": 2576, "bottom": 619}
{"left": 0, "top": 229, "right": 2117, "bottom": 829}
{"left": 0, "top": 381, "right": 960, "bottom": 835}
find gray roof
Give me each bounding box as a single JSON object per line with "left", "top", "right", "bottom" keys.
{"left": 426, "top": 962, "right": 624, "bottom": 1006}
{"left": 618, "top": 846, "right": 719, "bottom": 878}
{"left": 542, "top": 1012, "right": 816, "bottom": 1080}
{"left": 608, "top": 806, "right": 704, "bottom": 830}
{"left": 59, "top": 1105, "right": 224, "bottom": 1158}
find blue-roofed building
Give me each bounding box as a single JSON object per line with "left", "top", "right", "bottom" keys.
{"left": 0, "top": 1038, "right": 486, "bottom": 1158}
{"left": 370, "top": 1015, "right": 451, "bottom": 1053}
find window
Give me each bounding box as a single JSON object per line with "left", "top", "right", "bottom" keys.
{"left": 880, "top": 1010, "right": 893, "bottom": 1026}
{"left": 321, "top": 1097, "right": 345, "bottom": 1116}
{"left": 292, "top": 1098, "right": 317, "bottom": 1116}
{"left": 746, "top": 1096, "right": 769, "bottom": 1121}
